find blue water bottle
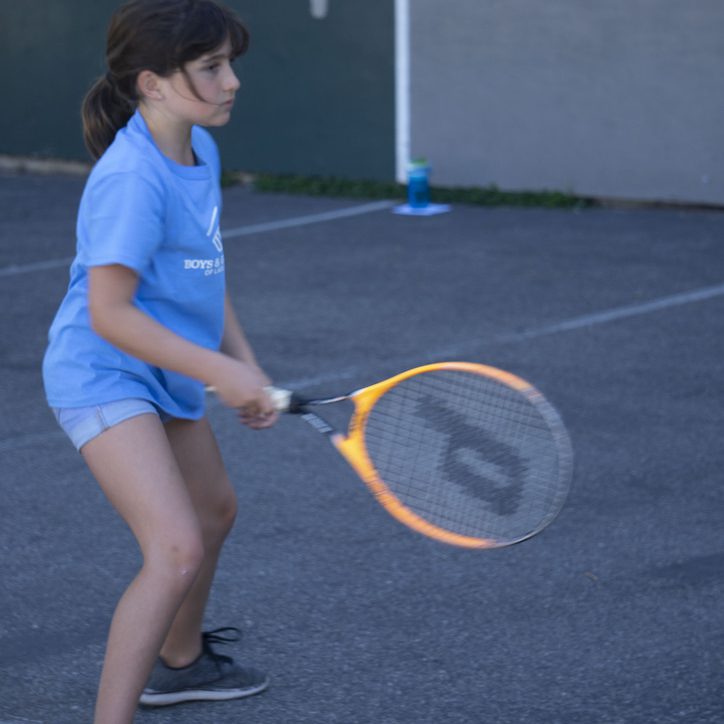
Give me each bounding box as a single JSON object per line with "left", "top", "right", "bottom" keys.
{"left": 407, "top": 158, "right": 430, "bottom": 209}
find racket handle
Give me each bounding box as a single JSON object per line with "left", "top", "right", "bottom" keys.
{"left": 265, "top": 385, "right": 293, "bottom": 412}
{"left": 204, "top": 384, "right": 293, "bottom": 412}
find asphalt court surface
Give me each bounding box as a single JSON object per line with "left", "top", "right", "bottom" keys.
{"left": 1, "top": 171, "right": 723, "bottom": 723}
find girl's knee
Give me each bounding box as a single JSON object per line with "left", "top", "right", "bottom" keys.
{"left": 203, "top": 486, "right": 238, "bottom": 544}
{"left": 145, "top": 530, "right": 205, "bottom": 585}
{"left": 218, "top": 489, "right": 238, "bottom": 533}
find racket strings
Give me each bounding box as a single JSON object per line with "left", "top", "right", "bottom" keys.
{"left": 362, "top": 370, "right": 570, "bottom": 544}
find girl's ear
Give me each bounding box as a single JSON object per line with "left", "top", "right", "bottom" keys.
{"left": 136, "top": 70, "right": 164, "bottom": 101}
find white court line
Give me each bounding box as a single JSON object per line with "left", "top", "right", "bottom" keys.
{"left": 282, "top": 281, "right": 724, "bottom": 389}
{"left": 222, "top": 200, "right": 395, "bottom": 238}
{"left": 0, "top": 257, "right": 74, "bottom": 277}
{"left": 0, "top": 200, "right": 396, "bottom": 278}
{"left": 3, "top": 282, "right": 724, "bottom": 452}
{"left": 496, "top": 281, "right": 724, "bottom": 343}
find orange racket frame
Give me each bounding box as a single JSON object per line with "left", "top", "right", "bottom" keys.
{"left": 284, "top": 361, "right": 557, "bottom": 549}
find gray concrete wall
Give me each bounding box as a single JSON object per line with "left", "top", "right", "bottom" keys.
{"left": 2, "top": 2, "right": 722, "bottom": 204}
{"left": 410, "top": 1, "right": 724, "bottom": 205}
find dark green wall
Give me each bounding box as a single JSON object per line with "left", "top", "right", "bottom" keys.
{"left": 0, "top": 1, "right": 395, "bottom": 180}
{"left": 0, "top": 1, "right": 114, "bottom": 159}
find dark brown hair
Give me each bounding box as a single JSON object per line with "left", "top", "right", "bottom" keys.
{"left": 82, "top": 0, "right": 249, "bottom": 160}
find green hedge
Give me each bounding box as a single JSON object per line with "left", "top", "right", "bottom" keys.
{"left": 222, "top": 171, "right": 594, "bottom": 209}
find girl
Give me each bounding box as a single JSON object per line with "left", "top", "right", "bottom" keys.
{"left": 41, "top": 1, "right": 276, "bottom": 722}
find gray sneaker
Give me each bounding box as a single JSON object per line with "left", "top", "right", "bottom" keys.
{"left": 139, "top": 628, "right": 269, "bottom": 707}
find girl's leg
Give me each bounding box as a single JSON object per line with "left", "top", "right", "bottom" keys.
{"left": 81, "top": 413, "right": 205, "bottom": 724}
{"left": 156, "top": 416, "right": 238, "bottom": 666}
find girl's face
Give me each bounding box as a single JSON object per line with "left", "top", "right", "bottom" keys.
{"left": 158, "top": 37, "right": 241, "bottom": 127}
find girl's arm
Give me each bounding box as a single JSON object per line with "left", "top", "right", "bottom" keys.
{"left": 88, "top": 264, "right": 274, "bottom": 420}
{"left": 220, "top": 292, "right": 279, "bottom": 427}
{"left": 220, "top": 292, "right": 270, "bottom": 383}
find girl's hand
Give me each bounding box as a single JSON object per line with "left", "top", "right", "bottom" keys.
{"left": 239, "top": 365, "right": 279, "bottom": 429}
{"left": 207, "top": 357, "right": 279, "bottom": 429}
{"left": 237, "top": 403, "right": 279, "bottom": 429}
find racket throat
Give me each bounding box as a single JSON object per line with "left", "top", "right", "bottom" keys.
{"left": 300, "top": 411, "right": 336, "bottom": 437}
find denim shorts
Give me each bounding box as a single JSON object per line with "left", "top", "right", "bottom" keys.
{"left": 52, "top": 398, "right": 171, "bottom": 452}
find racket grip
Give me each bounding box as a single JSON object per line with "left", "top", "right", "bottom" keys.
{"left": 264, "top": 385, "right": 293, "bottom": 412}
{"left": 204, "top": 384, "right": 293, "bottom": 412}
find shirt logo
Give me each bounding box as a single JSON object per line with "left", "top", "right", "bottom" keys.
{"left": 183, "top": 205, "right": 225, "bottom": 276}
{"left": 206, "top": 206, "right": 223, "bottom": 252}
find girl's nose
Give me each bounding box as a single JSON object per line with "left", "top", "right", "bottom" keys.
{"left": 226, "top": 67, "right": 241, "bottom": 92}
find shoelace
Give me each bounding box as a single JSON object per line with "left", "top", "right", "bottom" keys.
{"left": 202, "top": 627, "right": 242, "bottom": 667}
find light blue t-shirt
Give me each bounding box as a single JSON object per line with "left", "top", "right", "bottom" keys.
{"left": 43, "top": 110, "right": 226, "bottom": 418}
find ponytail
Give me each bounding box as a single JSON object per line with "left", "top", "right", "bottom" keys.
{"left": 82, "top": 0, "right": 249, "bottom": 161}
{"left": 81, "top": 73, "right": 135, "bottom": 161}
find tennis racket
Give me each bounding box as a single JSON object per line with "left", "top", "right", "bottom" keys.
{"left": 266, "top": 361, "right": 572, "bottom": 549}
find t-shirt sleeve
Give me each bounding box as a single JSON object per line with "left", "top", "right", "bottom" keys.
{"left": 80, "top": 171, "right": 166, "bottom": 273}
